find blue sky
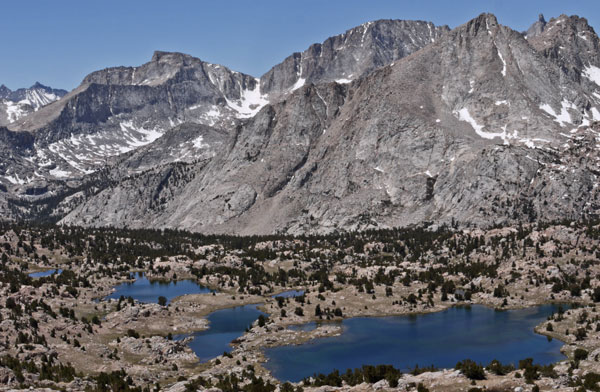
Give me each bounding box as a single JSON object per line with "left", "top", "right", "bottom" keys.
{"left": 1, "top": 0, "right": 599, "bottom": 90}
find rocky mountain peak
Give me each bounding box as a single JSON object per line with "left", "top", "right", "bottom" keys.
{"left": 531, "top": 14, "right": 597, "bottom": 42}
{"left": 463, "top": 13, "right": 499, "bottom": 36}
{"left": 0, "top": 85, "right": 12, "bottom": 98}
{"left": 31, "top": 81, "right": 48, "bottom": 89}
{"left": 544, "top": 14, "right": 597, "bottom": 38}
{"left": 82, "top": 51, "right": 203, "bottom": 86}
{"left": 525, "top": 14, "right": 547, "bottom": 38}
{"left": 260, "top": 18, "right": 449, "bottom": 98}
{"left": 528, "top": 14, "right": 600, "bottom": 77}
{"left": 0, "top": 82, "right": 66, "bottom": 102}
{"left": 427, "top": 12, "right": 599, "bottom": 149}
{"left": 0, "top": 82, "right": 67, "bottom": 127}
{"left": 150, "top": 50, "right": 195, "bottom": 63}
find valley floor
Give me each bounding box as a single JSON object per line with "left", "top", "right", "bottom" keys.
{"left": 1, "top": 221, "right": 600, "bottom": 391}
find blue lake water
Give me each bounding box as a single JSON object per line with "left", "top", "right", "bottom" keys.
{"left": 105, "top": 274, "right": 264, "bottom": 361}
{"left": 29, "top": 269, "right": 63, "bottom": 278}
{"left": 264, "top": 304, "right": 565, "bottom": 382}
{"left": 178, "top": 304, "right": 265, "bottom": 362}
{"left": 105, "top": 273, "right": 213, "bottom": 304}
{"left": 273, "top": 290, "right": 305, "bottom": 298}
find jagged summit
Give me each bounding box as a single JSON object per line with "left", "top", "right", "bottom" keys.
{"left": 259, "top": 18, "right": 449, "bottom": 98}
{"left": 461, "top": 13, "right": 500, "bottom": 35}
{"left": 31, "top": 81, "right": 50, "bottom": 89}
{"left": 0, "top": 82, "right": 67, "bottom": 100}
{"left": 528, "top": 14, "right": 600, "bottom": 80}
{"left": 0, "top": 85, "right": 12, "bottom": 98}
{"left": 525, "top": 13, "right": 547, "bottom": 38}
{"left": 0, "top": 82, "right": 67, "bottom": 126}
{"left": 5, "top": 18, "right": 448, "bottom": 179}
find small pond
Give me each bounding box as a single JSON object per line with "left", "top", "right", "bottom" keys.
{"left": 272, "top": 290, "right": 305, "bottom": 298}
{"left": 264, "top": 304, "right": 566, "bottom": 382}
{"left": 29, "top": 269, "right": 63, "bottom": 278}
{"left": 105, "top": 273, "right": 213, "bottom": 305}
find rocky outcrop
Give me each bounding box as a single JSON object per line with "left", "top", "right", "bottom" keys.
{"left": 524, "top": 14, "right": 547, "bottom": 38}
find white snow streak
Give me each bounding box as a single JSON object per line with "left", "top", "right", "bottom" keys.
{"left": 225, "top": 79, "right": 269, "bottom": 118}
{"left": 291, "top": 78, "right": 306, "bottom": 91}
{"left": 497, "top": 48, "right": 506, "bottom": 77}
{"left": 4, "top": 174, "right": 28, "bottom": 184}
{"left": 3, "top": 101, "right": 28, "bottom": 123}
{"left": 192, "top": 135, "right": 209, "bottom": 149}
{"left": 583, "top": 65, "right": 600, "bottom": 86}
{"left": 49, "top": 168, "right": 71, "bottom": 178}
{"left": 454, "top": 108, "right": 506, "bottom": 140}
{"left": 539, "top": 101, "right": 575, "bottom": 127}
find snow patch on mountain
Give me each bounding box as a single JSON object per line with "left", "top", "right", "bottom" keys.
{"left": 3, "top": 100, "right": 29, "bottom": 123}
{"left": 20, "top": 89, "right": 61, "bottom": 110}
{"left": 1, "top": 83, "right": 66, "bottom": 124}
{"left": 119, "top": 121, "right": 163, "bottom": 149}
{"left": 497, "top": 48, "right": 507, "bottom": 77}
{"left": 49, "top": 167, "right": 72, "bottom": 178}
{"left": 540, "top": 101, "right": 575, "bottom": 126}
{"left": 583, "top": 65, "right": 600, "bottom": 86}
{"left": 4, "top": 173, "right": 29, "bottom": 185}
{"left": 291, "top": 78, "right": 306, "bottom": 92}
{"left": 197, "top": 106, "right": 222, "bottom": 126}
{"left": 454, "top": 107, "right": 507, "bottom": 141}
{"left": 225, "top": 80, "right": 269, "bottom": 118}
{"left": 192, "top": 135, "right": 209, "bottom": 149}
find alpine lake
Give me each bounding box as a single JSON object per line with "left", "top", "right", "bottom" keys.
{"left": 106, "top": 276, "right": 565, "bottom": 382}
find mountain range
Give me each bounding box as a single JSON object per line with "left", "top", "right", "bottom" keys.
{"left": 0, "top": 82, "right": 67, "bottom": 126}
{"left": 2, "top": 13, "right": 600, "bottom": 234}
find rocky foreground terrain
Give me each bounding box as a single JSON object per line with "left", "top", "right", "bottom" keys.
{"left": 1, "top": 220, "right": 600, "bottom": 391}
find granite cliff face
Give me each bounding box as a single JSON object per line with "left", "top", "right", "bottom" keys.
{"left": 4, "top": 14, "right": 600, "bottom": 234}
{"left": 6, "top": 51, "right": 267, "bottom": 180}
{"left": 259, "top": 19, "right": 450, "bottom": 99}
